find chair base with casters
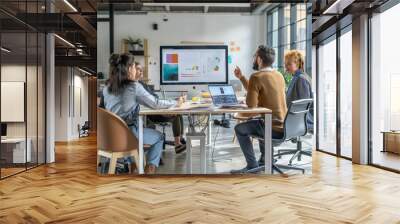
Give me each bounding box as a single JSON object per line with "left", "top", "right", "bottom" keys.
{"left": 274, "top": 136, "right": 312, "bottom": 165}
{"left": 244, "top": 149, "right": 306, "bottom": 175}
{"left": 247, "top": 163, "right": 305, "bottom": 175}
{"left": 249, "top": 138, "right": 307, "bottom": 175}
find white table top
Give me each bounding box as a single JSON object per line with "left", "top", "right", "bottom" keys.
{"left": 139, "top": 102, "right": 271, "bottom": 116}
{"left": 1, "top": 138, "right": 28, "bottom": 143}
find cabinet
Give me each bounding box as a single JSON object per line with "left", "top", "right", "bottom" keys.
{"left": 382, "top": 131, "right": 400, "bottom": 154}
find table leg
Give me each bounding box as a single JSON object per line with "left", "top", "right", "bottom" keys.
{"left": 264, "top": 113, "right": 272, "bottom": 174}
{"left": 186, "top": 137, "right": 192, "bottom": 174}
{"left": 208, "top": 114, "right": 212, "bottom": 145}
{"left": 200, "top": 136, "right": 206, "bottom": 174}
{"left": 138, "top": 115, "right": 144, "bottom": 174}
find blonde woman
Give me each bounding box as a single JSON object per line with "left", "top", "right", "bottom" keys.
{"left": 284, "top": 50, "right": 313, "bottom": 131}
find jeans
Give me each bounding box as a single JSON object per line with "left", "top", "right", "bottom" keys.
{"left": 234, "top": 119, "right": 283, "bottom": 169}
{"left": 131, "top": 126, "right": 163, "bottom": 167}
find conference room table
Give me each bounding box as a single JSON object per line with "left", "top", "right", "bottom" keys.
{"left": 138, "top": 102, "right": 273, "bottom": 175}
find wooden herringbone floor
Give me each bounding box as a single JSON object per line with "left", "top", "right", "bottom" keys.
{"left": 1, "top": 135, "right": 400, "bottom": 224}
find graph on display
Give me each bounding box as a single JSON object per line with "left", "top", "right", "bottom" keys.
{"left": 160, "top": 45, "right": 228, "bottom": 85}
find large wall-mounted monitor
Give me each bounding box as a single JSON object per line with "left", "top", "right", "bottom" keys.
{"left": 160, "top": 45, "right": 228, "bottom": 85}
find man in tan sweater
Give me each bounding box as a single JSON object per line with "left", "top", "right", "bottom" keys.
{"left": 231, "top": 45, "right": 287, "bottom": 174}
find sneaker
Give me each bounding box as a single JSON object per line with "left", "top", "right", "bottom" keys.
{"left": 230, "top": 166, "right": 259, "bottom": 174}
{"left": 175, "top": 144, "right": 187, "bottom": 154}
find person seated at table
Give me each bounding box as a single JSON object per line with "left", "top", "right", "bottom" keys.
{"left": 284, "top": 50, "right": 314, "bottom": 132}
{"left": 231, "top": 45, "right": 287, "bottom": 174}
{"left": 134, "top": 62, "right": 186, "bottom": 153}
{"left": 102, "top": 53, "right": 183, "bottom": 174}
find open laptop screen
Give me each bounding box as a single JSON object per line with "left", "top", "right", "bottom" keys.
{"left": 209, "top": 85, "right": 238, "bottom": 105}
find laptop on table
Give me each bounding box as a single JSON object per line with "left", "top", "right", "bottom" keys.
{"left": 208, "top": 85, "right": 247, "bottom": 108}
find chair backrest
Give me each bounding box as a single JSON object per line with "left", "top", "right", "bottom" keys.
{"left": 97, "top": 107, "right": 138, "bottom": 152}
{"left": 283, "top": 99, "right": 313, "bottom": 140}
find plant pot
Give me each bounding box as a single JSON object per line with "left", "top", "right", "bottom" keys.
{"left": 132, "top": 44, "right": 141, "bottom": 51}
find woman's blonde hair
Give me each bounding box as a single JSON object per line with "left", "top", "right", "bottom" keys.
{"left": 284, "top": 50, "right": 305, "bottom": 72}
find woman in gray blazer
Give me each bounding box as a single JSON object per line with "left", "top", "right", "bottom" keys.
{"left": 284, "top": 50, "right": 314, "bottom": 132}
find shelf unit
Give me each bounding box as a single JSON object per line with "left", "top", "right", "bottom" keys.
{"left": 121, "top": 38, "right": 149, "bottom": 83}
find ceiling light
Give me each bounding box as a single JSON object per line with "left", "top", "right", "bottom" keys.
{"left": 78, "top": 67, "right": 92, "bottom": 76}
{"left": 323, "top": 0, "right": 354, "bottom": 15}
{"left": 63, "top": 0, "right": 78, "bottom": 12}
{"left": 143, "top": 3, "right": 250, "bottom": 7}
{"left": 1, "top": 47, "right": 11, "bottom": 53}
{"left": 54, "top": 34, "right": 75, "bottom": 48}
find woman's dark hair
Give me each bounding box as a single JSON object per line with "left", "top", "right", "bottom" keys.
{"left": 108, "top": 53, "right": 135, "bottom": 94}
{"left": 256, "top": 45, "right": 275, "bottom": 67}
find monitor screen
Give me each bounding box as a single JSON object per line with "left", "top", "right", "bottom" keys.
{"left": 160, "top": 45, "right": 228, "bottom": 85}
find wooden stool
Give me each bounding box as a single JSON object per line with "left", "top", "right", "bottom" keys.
{"left": 186, "top": 132, "right": 206, "bottom": 174}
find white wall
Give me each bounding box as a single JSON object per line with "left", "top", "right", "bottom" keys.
{"left": 55, "top": 67, "right": 89, "bottom": 141}
{"left": 100, "top": 13, "right": 266, "bottom": 90}
{"left": 97, "top": 21, "right": 110, "bottom": 79}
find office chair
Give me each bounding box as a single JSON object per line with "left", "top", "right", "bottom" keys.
{"left": 248, "top": 99, "right": 313, "bottom": 174}
{"left": 274, "top": 99, "right": 313, "bottom": 166}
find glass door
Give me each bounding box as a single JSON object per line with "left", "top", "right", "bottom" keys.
{"left": 317, "top": 35, "right": 337, "bottom": 155}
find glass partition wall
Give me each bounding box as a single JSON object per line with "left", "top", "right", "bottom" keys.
{"left": 0, "top": 1, "right": 46, "bottom": 179}
{"left": 316, "top": 25, "right": 352, "bottom": 159}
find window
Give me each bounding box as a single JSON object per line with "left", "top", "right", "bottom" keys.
{"left": 267, "top": 4, "right": 311, "bottom": 75}
{"left": 339, "top": 27, "right": 352, "bottom": 158}
{"left": 267, "top": 9, "right": 279, "bottom": 68}
{"left": 370, "top": 3, "right": 400, "bottom": 171}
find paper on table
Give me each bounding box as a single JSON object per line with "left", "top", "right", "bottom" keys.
{"left": 169, "top": 102, "right": 213, "bottom": 111}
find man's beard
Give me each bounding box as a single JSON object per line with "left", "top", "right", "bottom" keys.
{"left": 252, "top": 61, "right": 259, "bottom": 71}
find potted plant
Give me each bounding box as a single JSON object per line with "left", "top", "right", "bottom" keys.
{"left": 124, "top": 37, "right": 143, "bottom": 51}
{"left": 278, "top": 68, "right": 293, "bottom": 90}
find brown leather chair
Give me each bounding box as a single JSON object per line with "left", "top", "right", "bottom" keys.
{"left": 97, "top": 107, "right": 141, "bottom": 174}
